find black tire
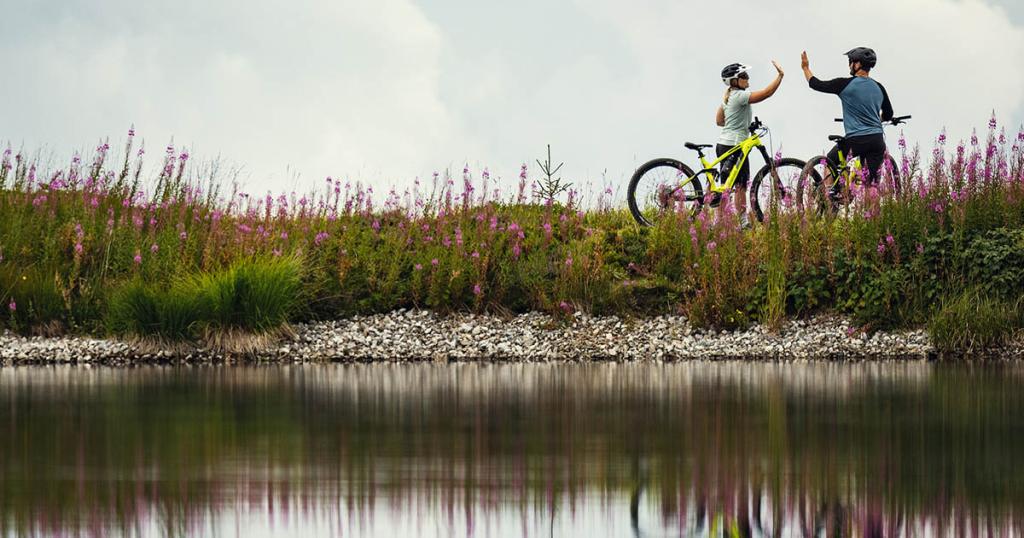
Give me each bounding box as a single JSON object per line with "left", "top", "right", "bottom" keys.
{"left": 627, "top": 158, "right": 703, "bottom": 227}
{"left": 749, "top": 157, "right": 807, "bottom": 222}
{"left": 797, "top": 155, "right": 831, "bottom": 216}
{"left": 879, "top": 154, "right": 901, "bottom": 195}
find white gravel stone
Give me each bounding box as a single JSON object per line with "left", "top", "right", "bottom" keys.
{"left": 2, "top": 312, "right": 1023, "bottom": 364}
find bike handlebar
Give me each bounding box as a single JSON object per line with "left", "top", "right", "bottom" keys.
{"left": 834, "top": 115, "right": 912, "bottom": 126}
{"left": 748, "top": 116, "right": 765, "bottom": 134}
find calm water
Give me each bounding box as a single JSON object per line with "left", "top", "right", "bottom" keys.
{"left": 2, "top": 362, "right": 1023, "bottom": 537}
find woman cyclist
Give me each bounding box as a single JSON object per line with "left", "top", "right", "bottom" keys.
{"left": 715, "top": 61, "right": 784, "bottom": 226}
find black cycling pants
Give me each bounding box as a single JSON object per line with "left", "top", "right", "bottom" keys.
{"left": 716, "top": 144, "right": 750, "bottom": 188}
{"left": 826, "top": 133, "right": 887, "bottom": 183}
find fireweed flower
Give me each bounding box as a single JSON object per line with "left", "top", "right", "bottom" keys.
{"left": 877, "top": 242, "right": 886, "bottom": 254}
{"left": 133, "top": 251, "right": 142, "bottom": 265}
{"left": 7, "top": 299, "right": 14, "bottom": 312}
{"left": 431, "top": 258, "right": 439, "bottom": 267}
{"left": 565, "top": 256, "right": 573, "bottom": 268}
{"left": 707, "top": 241, "right": 717, "bottom": 251}
{"left": 473, "top": 284, "right": 482, "bottom": 296}
{"left": 150, "top": 243, "right": 159, "bottom": 254}
{"left": 414, "top": 263, "right": 423, "bottom": 271}
{"left": 559, "top": 301, "right": 572, "bottom": 313}
{"left": 885, "top": 234, "right": 894, "bottom": 245}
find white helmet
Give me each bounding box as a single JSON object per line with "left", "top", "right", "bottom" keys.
{"left": 721, "top": 63, "right": 751, "bottom": 86}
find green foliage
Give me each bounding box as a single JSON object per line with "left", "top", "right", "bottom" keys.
{"left": 105, "top": 257, "right": 302, "bottom": 341}
{"left": 2, "top": 124, "right": 1024, "bottom": 354}
{"left": 928, "top": 289, "right": 1023, "bottom": 353}
{"left": 106, "top": 279, "right": 201, "bottom": 340}
{"left": 958, "top": 227, "right": 1024, "bottom": 301}
{"left": 0, "top": 264, "right": 66, "bottom": 334}
{"left": 194, "top": 256, "right": 303, "bottom": 332}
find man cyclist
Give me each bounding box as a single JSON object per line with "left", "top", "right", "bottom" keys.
{"left": 800, "top": 47, "right": 894, "bottom": 190}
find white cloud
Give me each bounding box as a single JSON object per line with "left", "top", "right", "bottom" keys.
{"left": 0, "top": 0, "right": 474, "bottom": 193}
{"left": 1, "top": 0, "right": 1022, "bottom": 197}
{"left": 573, "top": 0, "right": 1024, "bottom": 166}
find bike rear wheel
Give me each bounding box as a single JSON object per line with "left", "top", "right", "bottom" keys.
{"left": 627, "top": 158, "right": 703, "bottom": 227}
{"left": 749, "top": 157, "right": 807, "bottom": 222}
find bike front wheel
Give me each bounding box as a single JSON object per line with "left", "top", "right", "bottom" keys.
{"left": 627, "top": 158, "right": 703, "bottom": 227}
{"left": 797, "top": 155, "right": 831, "bottom": 216}
{"left": 749, "top": 157, "right": 807, "bottom": 222}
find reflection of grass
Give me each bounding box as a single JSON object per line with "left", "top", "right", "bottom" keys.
{"left": 1, "top": 120, "right": 1023, "bottom": 353}
{"left": 1, "top": 364, "right": 1024, "bottom": 535}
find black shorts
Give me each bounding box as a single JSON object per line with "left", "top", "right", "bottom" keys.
{"left": 716, "top": 144, "right": 750, "bottom": 188}
{"left": 826, "top": 134, "right": 887, "bottom": 183}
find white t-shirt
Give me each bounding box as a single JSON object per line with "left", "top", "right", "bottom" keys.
{"left": 718, "top": 89, "right": 752, "bottom": 146}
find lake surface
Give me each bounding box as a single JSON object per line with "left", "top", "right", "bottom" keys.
{"left": 2, "top": 362, "right": 1022, "bottom": 537}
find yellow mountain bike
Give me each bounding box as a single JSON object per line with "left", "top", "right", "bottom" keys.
{"left": 627, "top": 117, "right": 806, "bottom": 226}
{"left": 795, "top": 115, "right": 911, "bottom": 214}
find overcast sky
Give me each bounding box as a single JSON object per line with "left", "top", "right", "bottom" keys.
{"left": 3, "top": 0, "right": 1024, "bottom": 197}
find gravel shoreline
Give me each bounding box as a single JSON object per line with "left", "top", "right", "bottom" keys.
{"left": 2, "top": 310, "right": 1022, "bottom": 365}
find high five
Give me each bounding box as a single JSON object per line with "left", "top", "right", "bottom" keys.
{"left": 802, "top": 48, "right": 895, "bottom": 184}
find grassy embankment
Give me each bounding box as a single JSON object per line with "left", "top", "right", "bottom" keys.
{"left": 1, "top": 121, "right": 1022, "bottom": 354}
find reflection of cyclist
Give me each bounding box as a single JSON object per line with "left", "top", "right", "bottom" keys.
{"left": 801, "top": 47, "right": 894, "bottom": 183}
{"left": 715, "top": 61, "right": 784, "bottom": 226}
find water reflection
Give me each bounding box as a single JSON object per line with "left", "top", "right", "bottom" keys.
{"left": 2, "top": 362, "right": 1022, "bottom": 537}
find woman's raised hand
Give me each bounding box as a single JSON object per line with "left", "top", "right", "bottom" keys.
{"left": 772, "top": 60, "right": 784, "bottom": 77}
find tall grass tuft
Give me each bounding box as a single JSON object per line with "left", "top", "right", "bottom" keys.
{"left": 195, "top": 256, "right": 303, "bottom": 334}
{"left": 106, "top": 279, "right": 202, "bottom": 344}
{"left": 928, "top": 290, "right": 1023, "bottom": 354}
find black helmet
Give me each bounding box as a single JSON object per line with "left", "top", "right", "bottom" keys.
{"left": 844, "top": 47, "right": 877, "bottom": 69}
{"left": 720, "top": 63, "right": 750, "bottom": 86}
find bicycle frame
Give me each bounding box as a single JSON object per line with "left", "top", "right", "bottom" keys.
{"left": 680, "top": 133, "right": 773, "bottom": 197}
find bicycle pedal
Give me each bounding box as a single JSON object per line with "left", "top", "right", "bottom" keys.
{"left": 708, "top": 193, "right": 723, "bottom": 208}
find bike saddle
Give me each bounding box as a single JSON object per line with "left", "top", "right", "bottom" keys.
{"left": 685, "top": 142, "right": 713, "bottom": 151}
{"left": 828, "top": 135, "right": 845, "bottom": 143}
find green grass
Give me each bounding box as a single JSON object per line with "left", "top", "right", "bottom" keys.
{"left": 2, "top": 123, "right": 1024, "bottom": 354}
{"left": 104, "top": 257, "right": 303, "bottom": 351}
{"left": 928, "top": 290, "right": 1023, "bottom": 354}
